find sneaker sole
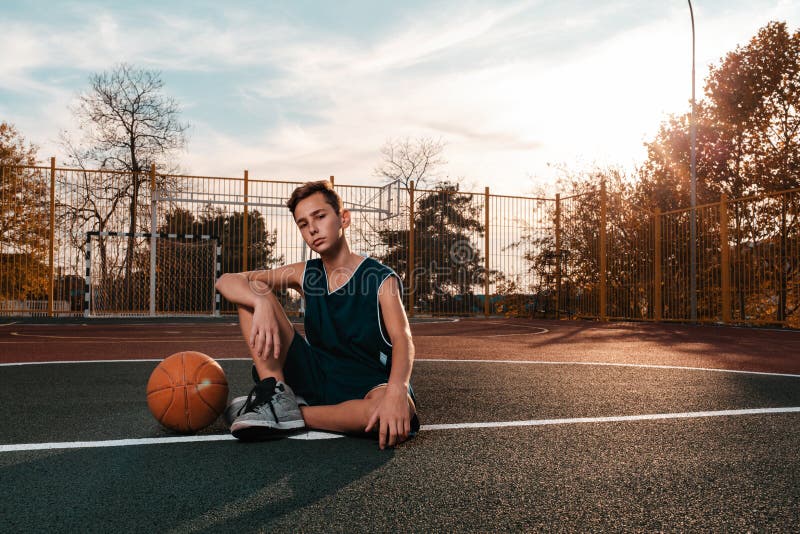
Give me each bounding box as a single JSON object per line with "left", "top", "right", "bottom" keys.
{"left": 230, "top": 419, "right": 306, "bottom": 441}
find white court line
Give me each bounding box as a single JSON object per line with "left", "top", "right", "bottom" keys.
{"left": 422, "top": 406, "right": 800, "bottom": 431}
{"left": 2, "top": 322, "right": 241, "bottom": 327}
{"left": 0, "top": 430, "right": 344, "bottom": 452}
{"left": 0, "top": 358, "right": 252, "bottom": 366}
{"left": 417, "top": 320, "right": 547, "bottom": 337}
{"left": 0, "top": 336, "right": 242, "bottom": 344}
{"left": 2, "top": 358, "right": 800, "bottom": 379}
{"left": 0, "top": 434, "right": 236, "bottom": 451}
{"left": 484, "top": 327, "right": 548, "bottom": 337}
{"left": 9, "top": 332, "right": 241, "bottom": 339}
{"left": 471, "top": 321, "right": 549, "bottom": 336}
{"left": 0, "top": 322, "right": 18, "bottom": 327}
{"left": 483, "top": 321, "right": 545, "bottom": 328}
{"left": 2, "top": 406, "right": 798, "bottom": 453}
{"left": 418, "top": 359, "right": 800, "bottom": 379}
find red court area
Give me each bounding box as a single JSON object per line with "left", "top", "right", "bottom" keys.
{"left": 2, "top": 318, "right": 799, "bottom": 374}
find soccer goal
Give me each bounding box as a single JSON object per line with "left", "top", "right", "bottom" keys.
{"left": 84, "top": 231, "right": 221, "bottom": 317}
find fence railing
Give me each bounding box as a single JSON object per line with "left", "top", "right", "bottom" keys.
{"left": 1, "top": 160, "right": 798, "bottom": 327}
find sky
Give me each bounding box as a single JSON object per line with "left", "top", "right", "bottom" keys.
{"left": 2, "top": 0, "right": 799, "bottom": 195}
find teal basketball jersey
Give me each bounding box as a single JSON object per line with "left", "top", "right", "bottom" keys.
{"left": 302, "top": 256, "right": 399, "bottom": 376}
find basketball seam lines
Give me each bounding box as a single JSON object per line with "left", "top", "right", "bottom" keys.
{"left": 147, "top": 380, "right": 228, "bottom": 395}
{"left": 194, "top": 385, "right": 223, "bottom": 416}
{"left": 154, "top": 366, "right": 176, "bottom": 421}
{"left": 193, "top": 358, "right": 227, "bottom": 416}
{"left": 147, "top": 384, "right": 182, "bottom": 395}
{"left": 160, "top": 386, "right": 176, "bottom": 423}
{"left": 182, "top": 353, "right": 190, "bottom": 430}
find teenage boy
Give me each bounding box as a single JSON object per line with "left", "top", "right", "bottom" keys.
{"left": 215, "top": 180, "right": 418, "bottom": 449}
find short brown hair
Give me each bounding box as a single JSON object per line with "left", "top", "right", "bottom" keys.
{"left": 286, "top": 180, "right": 343, "bottom": 216}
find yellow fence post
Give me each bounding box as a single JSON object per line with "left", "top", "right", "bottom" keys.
{"left": 408, "top": 180, "right": 415, "bottom": 317}
{"left": 242, "top": 170, "right": 249, "bottom": 272}
{"left": 720, "top": 193, "right": 731, "bottom": 323}
{"left": 484, "top": 187, "right": 490, "bottom": 317}
{"left": 149, "top": 163, "right": 157, "bottom": 317}
{"left": 599, "top": 181, "right": 607, "bottom": 321}
{"left": 330, "top": 175, "right": 335, "bottom": 187}
{"left": 48, "top": 157, "right": 56, "bottom": 317}
{"left": 654, "top": 208, "right": 662, "bottom": 322}
{"left": 0, "top": 166, "right": 4, "bottom": 304}
{"left": 554, "top": 193, "right": 562, "bottom": 319}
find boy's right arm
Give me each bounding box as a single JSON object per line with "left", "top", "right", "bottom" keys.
{"left": 214, "top": 262, "right": 305, "bottom": 306}
{"left": 214, "top": 262, "right": 305, "bottom": 360}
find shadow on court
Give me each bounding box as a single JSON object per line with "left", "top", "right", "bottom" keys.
{"left": 2, "top": 319, "right": 800, "bottom": 531}
{"left": 4, "top": 416, "right": 800, "bottom": 531}
{"left": 413, "top": 319, "right": 800, "bottom": 374}
{"left": 0, "top": 440, "right": 392, "bottom": 533}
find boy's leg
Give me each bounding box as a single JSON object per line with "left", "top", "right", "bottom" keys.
{"left": 229, "top": 291, "right": 306, "bottom": 440}
{"left": 301, "top": 387, "right": 417, "bottom": 441}
{"left": 236, "top": 290, "right": 297, "bottom": 382}
{"left": 300, "top": 399, "right": 375, "bottom": 434}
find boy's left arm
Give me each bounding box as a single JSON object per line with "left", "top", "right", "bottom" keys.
{"left": 366, "top": 275, "right": 414, "bottom": 449}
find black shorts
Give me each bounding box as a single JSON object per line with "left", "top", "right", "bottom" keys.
{"left": 283, "top": 331, "right": 405, "bottom": 406}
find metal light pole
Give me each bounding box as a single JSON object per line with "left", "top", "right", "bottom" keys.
{"left": 688, "top": 0, "right": 697, "bottom": 322}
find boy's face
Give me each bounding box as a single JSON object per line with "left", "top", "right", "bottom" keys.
{"left": 293, "top": 192, "right": 350, "bottom": 254}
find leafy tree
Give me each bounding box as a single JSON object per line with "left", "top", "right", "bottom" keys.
{"left": 746, "top": 23, "right": 800, "bottom": 321}
{"left": 638, "top": 108, "right": 720, "bottom": 211}
{"left": 62, "top": 63, "right": 189, "bottom": 307}
{"left": 512, "top": 168, "right": 653, "bottom": 319}
{"left": 377, "top": 181, "right": 494, "bottom": 314}
{"left": 638, "top": 22, "right": 799, "bottom": 202}
{"left": 639, "top": 21, "right": 800, "bottom": 324}
{"left": 700, "top": 22, "right": 800, "bottom": 322}
{"left": 158, "top": 207, "right": 284, "bottom": 312}
{"left": 0, "top": 122, "right": 38, "bottom": 167}
{"left": 0, "top": 122, "right": 49, "bottom": 300}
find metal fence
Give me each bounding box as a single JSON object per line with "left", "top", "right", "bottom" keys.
{"left": 1, "top": 161, "right": 798, "bottom": 327}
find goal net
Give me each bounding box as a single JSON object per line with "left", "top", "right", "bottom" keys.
{"left": 84, "top": 231, "right": 220, "bottom": 317}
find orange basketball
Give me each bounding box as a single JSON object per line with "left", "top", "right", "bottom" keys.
{"left": 146, "top": 351, "right": 229, "bottom": 433}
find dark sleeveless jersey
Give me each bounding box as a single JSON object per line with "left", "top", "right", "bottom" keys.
{"left": 302, "top": 256, "right": 400, "bottom": 377}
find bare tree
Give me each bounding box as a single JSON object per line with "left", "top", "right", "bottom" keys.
{"left": 62, "top": 63, "right": 189, "bottom": 307}
{"left": 374, "top": 136, "right": 446, "bottom": 190}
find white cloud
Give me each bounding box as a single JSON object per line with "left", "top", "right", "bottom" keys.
{"left": 353, "top": 1, "right": 535, "bottom": 73}
{"left": 174, "top": 1, "right": 800, "bottom": 191}
{"left": 4, "top": 0, "right": 800, "bottom": 194}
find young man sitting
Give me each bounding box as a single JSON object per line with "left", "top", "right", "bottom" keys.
{"left": 215, "top": 180, "right": 418, "bottom": 449}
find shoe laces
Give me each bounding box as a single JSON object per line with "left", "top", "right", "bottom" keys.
{"left": 243, "top": 378, "right": 280, "bottom": 422}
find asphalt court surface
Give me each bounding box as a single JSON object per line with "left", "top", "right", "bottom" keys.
{"left": 1, "top": 318, "right": 800, "bottom": 531}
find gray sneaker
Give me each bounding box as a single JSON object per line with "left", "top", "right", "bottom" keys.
{"left": 230, "top": 377, "right": 305, "bottom": 440}
{"left": 224, "top": 396, "right": 249, "bottom": 428}
{"left": 225, "top": 392, "right": 307, "bottom": 428}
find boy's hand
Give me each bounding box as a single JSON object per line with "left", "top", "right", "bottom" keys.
{"left": 365, "top": 384, "right": 411, "bottom": 450}
{"left": 249, "top": 297, "right": 281, "bottom": 360}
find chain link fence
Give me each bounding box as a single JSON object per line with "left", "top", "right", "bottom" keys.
{"left": 1, "top": 161, "right": 798, "bottom": 326}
